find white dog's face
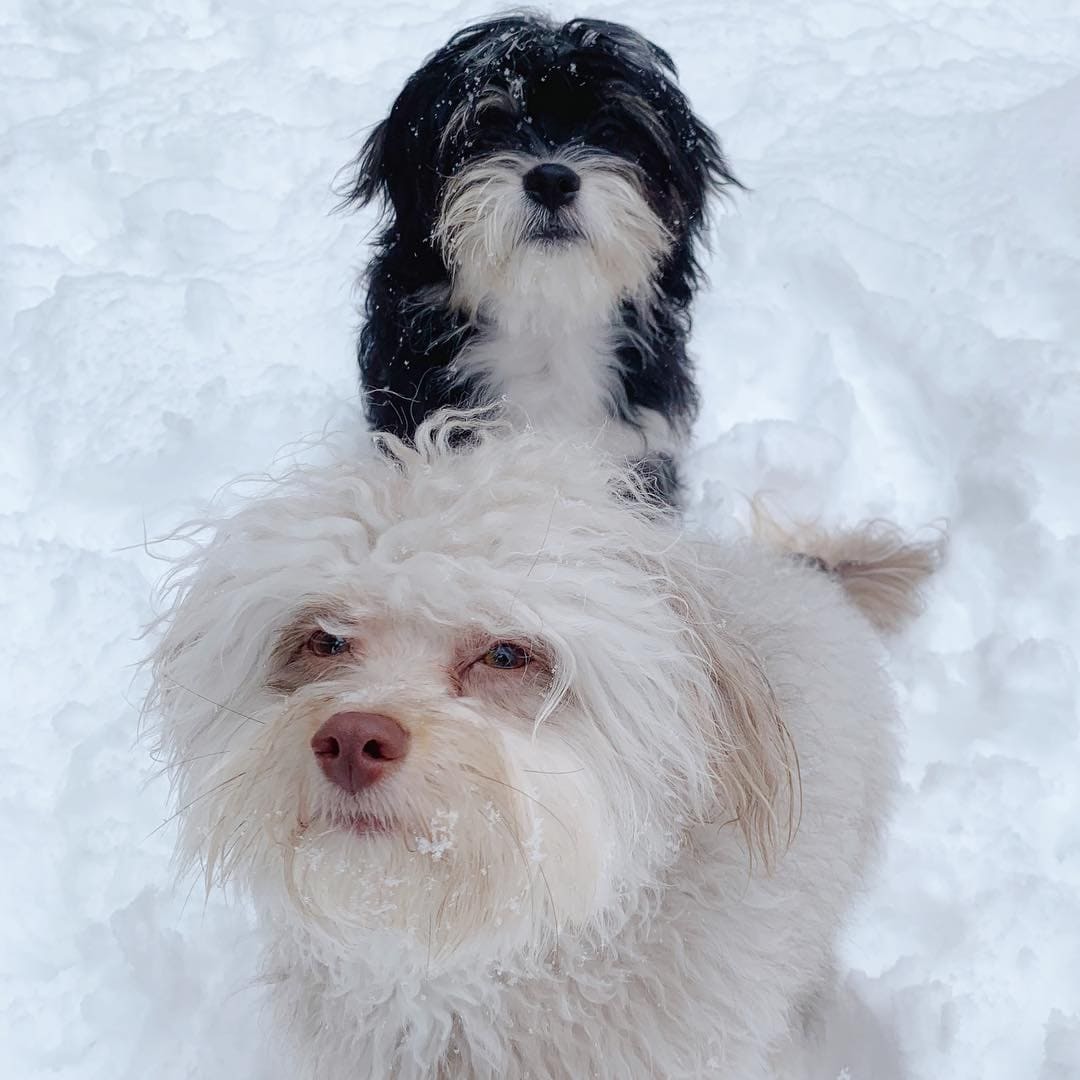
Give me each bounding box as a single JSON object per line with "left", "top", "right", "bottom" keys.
{"left": 149, "top": 422, "right": 789, "bottom": 974}
{"left": 248, "top": 602, "right": 629, "bottom": 967}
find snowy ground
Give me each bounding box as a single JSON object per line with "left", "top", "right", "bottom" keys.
{"left": 2, "top": 1, "right": 1078, "bottom": 1077}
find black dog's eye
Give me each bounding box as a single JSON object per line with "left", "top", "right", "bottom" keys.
{"left": 480, "top": 643, "right": 530, "bottom": 670}
{"left": 307, "top": 631, "right": 349, "bottom": 657}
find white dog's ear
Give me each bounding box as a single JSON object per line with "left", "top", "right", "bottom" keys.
{"left": 707, "top": 634, "right": 800, "bottom": 871}
{"left": 143, "top": 517, "right": 286, "bottom": 778}
{"left": 664, "top": 554, "right": 800, "bottom": 871}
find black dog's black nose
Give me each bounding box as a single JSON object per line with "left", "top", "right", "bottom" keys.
{"left": 523, "top": 163, "right": 581, "bottom": 211}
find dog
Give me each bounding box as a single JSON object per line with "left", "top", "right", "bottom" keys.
{"left": 146, "top": 416, "right": 940, "bottom": 1079}
{"left": 340, "top": 14, "right": 739, "bottom": 504}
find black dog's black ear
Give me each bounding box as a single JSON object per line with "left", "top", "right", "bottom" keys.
{"left": 691, "top": 112, "right": 740, "bottom": 197}
{"left": 337, "top": 118, "right": 389, "bottom": 209}
{"left": 566, "top": 17, "right": 678, "bottom": 76}
{"left": 336, "top": 66, "right": 450, "bottom": 225}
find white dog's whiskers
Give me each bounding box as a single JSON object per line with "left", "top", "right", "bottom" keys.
{"left": 466, "top": 768, "right": 576, "bottom": 845}
{"left": 161, "top": 675, "right": 266, "bottom": 726}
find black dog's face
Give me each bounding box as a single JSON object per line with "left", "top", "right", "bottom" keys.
{"left": 343, "top": 15, "right": 736, "bottom": 320}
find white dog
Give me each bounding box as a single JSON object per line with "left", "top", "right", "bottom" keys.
{"left": 146, "top": 416, "right": 939, "bottom": 1079}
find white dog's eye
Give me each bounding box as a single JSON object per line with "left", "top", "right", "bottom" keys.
{"left": 307, "top": 631, "right": 350, "bottom": 657}
{"left": 480, "top": 643, "right": 530, "bottom": 670}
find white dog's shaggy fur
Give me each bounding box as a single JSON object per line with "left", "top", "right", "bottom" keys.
{"left": 146, "top": 417, "right": 939, "bottom": 1079}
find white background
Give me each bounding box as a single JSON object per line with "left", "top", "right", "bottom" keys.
{"left": 2, "top": 1, "right": 1078, "bottom": 1077}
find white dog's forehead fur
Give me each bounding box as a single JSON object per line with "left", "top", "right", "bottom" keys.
{"left": 251, "top": 437, "right": 672, "bottom": 644}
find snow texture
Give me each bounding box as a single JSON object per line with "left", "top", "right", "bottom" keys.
{"left": 2, "top": 1, "right": 1077, "bottom": 1077}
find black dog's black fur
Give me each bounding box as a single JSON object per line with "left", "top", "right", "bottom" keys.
{"left": 339, "top": 14, "right": 738, "bottom": 503}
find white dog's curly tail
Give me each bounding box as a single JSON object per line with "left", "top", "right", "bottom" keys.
{"left": 754, "top": 509, "right": 946, "bottom": 635}
{"left": 806, "top": 523, "right": 945, "bottom": 634}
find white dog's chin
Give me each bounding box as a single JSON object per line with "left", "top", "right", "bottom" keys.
{"left": 436, "top": 151, "right": 671, "bottom": 329}
{"left": 268, "top": 723, "right": 634, "bottom": 974}
{"left": 199, "top": 686, "right": 654, "bottom": 977}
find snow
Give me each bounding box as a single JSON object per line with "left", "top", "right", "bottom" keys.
{"left": 2, "top": 1, "right": 1077, "bottom": 1077}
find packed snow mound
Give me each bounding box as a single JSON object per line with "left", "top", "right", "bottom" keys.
{"left": 2, "top": 1, "right": 1077, "bottom": 1078}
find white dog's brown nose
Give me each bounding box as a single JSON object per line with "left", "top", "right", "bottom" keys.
{"left": 311, "top": 712, "right": 410, "bottom": 794}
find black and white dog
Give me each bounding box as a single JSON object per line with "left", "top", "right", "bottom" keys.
{"left": 340, "top": 14, "right": 738, "bottom": 503}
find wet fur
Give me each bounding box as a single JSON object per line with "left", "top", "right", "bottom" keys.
{"left": 340, "top": 15, "right": 738, "bottom": 504}
{"left": 145, "top": 416, "right": 934, "bottom": 1078}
